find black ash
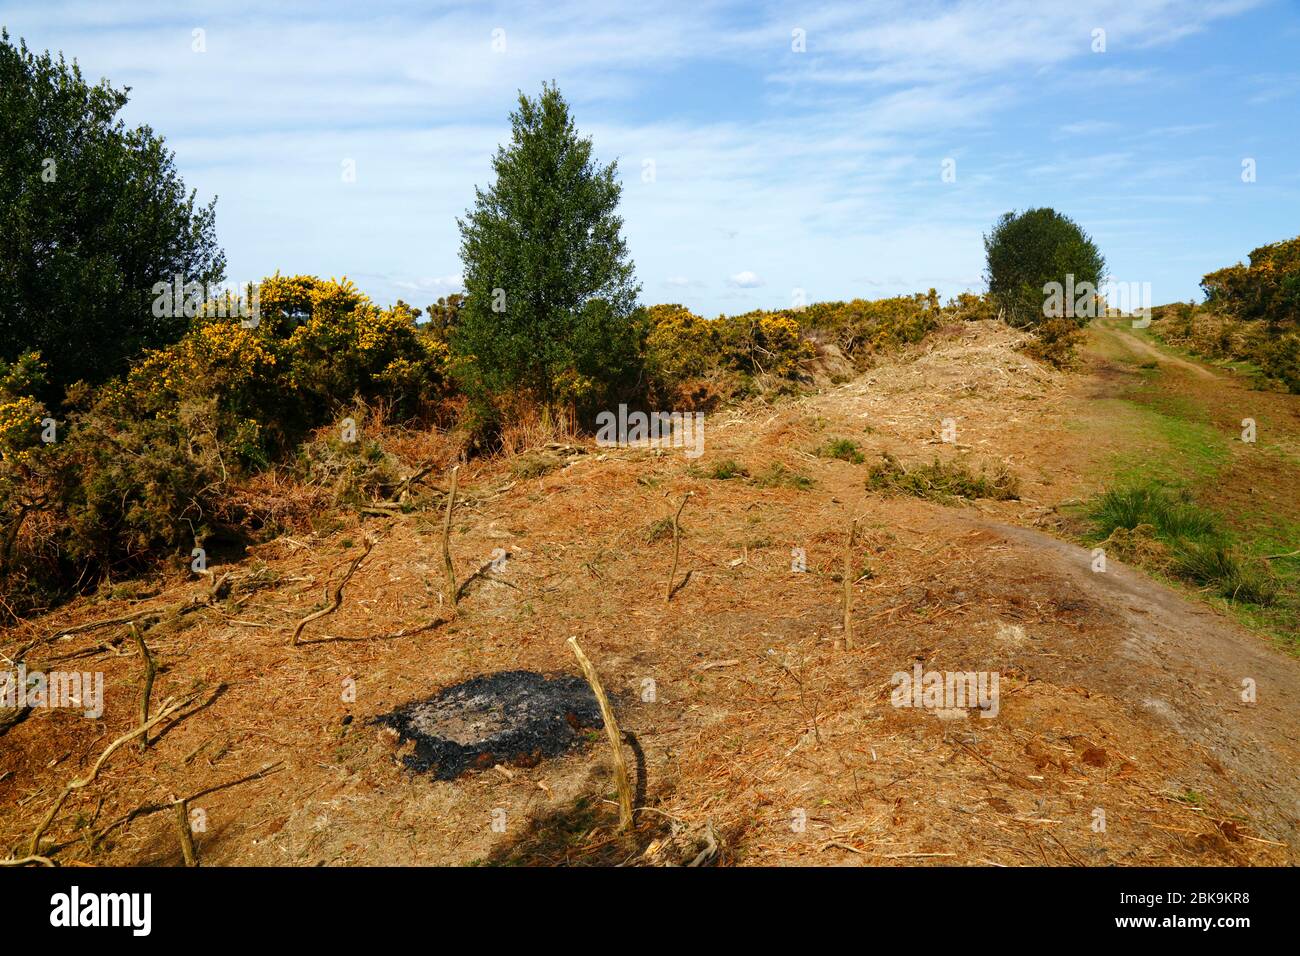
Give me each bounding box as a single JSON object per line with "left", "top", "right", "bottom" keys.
{"left": 373, "top": 670, "right": 604, "bottom": 780}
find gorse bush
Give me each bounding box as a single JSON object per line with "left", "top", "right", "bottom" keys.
{"left": 642, "top": 292, "right": 965, "bottom": 406}
{"left": 0, "top": 352, "right": 49, "bottom": 465}
{"left": 716, "top": 312, "right": 815, "bottom": 376}
{"left": 296, "top": 423, "right": 406, "bottom": 506}
{"left": 645, "top": 305, "right": 717, "bottom": 386}
{"left": 797, "top": 291, "right": 944, "bottom": 358}
{"left": 1155, "top": 235, "right": 1300, "bottom": 394}
{"left": 1023, "top": 317, "right": 1086, "bottom": 368}
{"left": 118, "top": 275, "right": 445, "bottom": 462}
{"left": 1201, "top": 235, "right": 1300, "bottom": 328}
{"left": 0, "top": 274, "right": 446, "bottom": 611}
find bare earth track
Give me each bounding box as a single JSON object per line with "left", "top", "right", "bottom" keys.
{"left": 2, "top": 319, "right": 1296, "bottom": 866}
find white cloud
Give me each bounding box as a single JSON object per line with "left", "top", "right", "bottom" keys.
{"left": 0, "top": 0, "right": 1276, "bottom": 313}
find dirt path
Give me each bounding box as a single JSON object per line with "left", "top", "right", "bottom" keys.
{"left": 1101, "top": 322, "right": 1220, "bottom": 380}
{"left": 974, "top": 519, "right": 1299, "bottom": 844}
{"left": 2, "top": 320, "right": 1296, "bottom": 866}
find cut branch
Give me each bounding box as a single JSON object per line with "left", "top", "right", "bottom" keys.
{"left": 441, "top": 465, "right": 460, "bottom": 609}
{"left": 842, "top": 517, "right": 858, "bottom": 650}
{"left": 29, "top": 694, "right": 193, "bottom": 856}
{"left": 129, "top": 624, "right": 157, "bottom": 750}
{"left": 567, "top": 637, "right": 633, "bottom": 832}
{"left": 172, "top": 798, "right": 197, "bottom": 867}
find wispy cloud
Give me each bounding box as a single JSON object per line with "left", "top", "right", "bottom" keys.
{"left": 1, "top": 0, "right": 1289, "bottom": 312}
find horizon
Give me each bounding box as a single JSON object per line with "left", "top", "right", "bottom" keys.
{"left": 3, "top": 0, "right": 1298, "bottom": 315}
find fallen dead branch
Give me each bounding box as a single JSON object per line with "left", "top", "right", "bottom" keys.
{"left": 290, "top": 535, "right": 375, "bottom": 646}
{"left": 567, "top": 636, "right": 634, "bottom": 832}
{"left": 27, "top": 694, "right": 195, "bottom": 857}
{"left": 11, "top": 607, "right": 166, "bottom": 663}
{"left": 87, "top": 761, "right": 285, "bottom": 856}
{"left": 686, "top": 822, "right": 719, "bottom": 867}
{"left": 394, "top": 460, "right": 440, "bottom": 501}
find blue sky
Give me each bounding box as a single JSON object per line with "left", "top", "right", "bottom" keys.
{"left": 4, "top": 0, "right": 1299, "bottom": 316}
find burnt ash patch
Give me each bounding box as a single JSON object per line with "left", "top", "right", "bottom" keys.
{"left": 373, "top": 670, "right": 604, "bottom": 780}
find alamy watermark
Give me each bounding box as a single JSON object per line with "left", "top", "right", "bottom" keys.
{"left": 595, "top": 404, "right": 705, "bottom": 458}
{"left": 1, "top": 665, "right": 103, "bottom": 718}
{"left": 891, "top": 664, "right": 999, "bottom": 718}
{"left": 1042, "top": 274, "right": 1152, "bottom": 327}
{"left": 151, "top": 274, "right": 261, "bottom": 327}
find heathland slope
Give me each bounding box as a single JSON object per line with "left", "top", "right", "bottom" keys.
{"left": 2, "top": 319, "right": 1297, "bottom": 866}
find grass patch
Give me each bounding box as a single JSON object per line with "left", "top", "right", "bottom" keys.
{"left": 1088, "top": 485, "right": 1219, "bottom": 540}
{"left": 689, "top": 458, "right": 750, "bottom": 480}
{"left": 865, "top": 453, "right": 1019, "bottom": 502}
{"left": 814, "top": 438, "right": 865, "bottom": 464}
{"left": 754, "top": 463, "right": 813, "bottom": 491}
{"left": 1172, "top": 541, "right": 1279, "bottom": 605}
{"left": 1085, "top": 481, "right": 1278, "bottom": 607}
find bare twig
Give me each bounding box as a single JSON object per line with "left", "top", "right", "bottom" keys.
{"left": 88, "top": 762, "right": 284, "bottom": 854}
{"left": 29, "top": 695, "right": 193, "bottom": 856}
{"left": 665, "top": 492, "right": 693, "bottom": 602}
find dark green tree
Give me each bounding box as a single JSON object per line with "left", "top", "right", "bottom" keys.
{"left": 984, "top": 208, "right": 1106, "bottom": 327}
{"left": 452, "top": 83, "right": 642, "bottom": 411}
{"left": 0, "top": 31, "right": 225, "bottom": 394}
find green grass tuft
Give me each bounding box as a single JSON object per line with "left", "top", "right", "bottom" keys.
{"left": 1086, "top": 480, "right": 1278, "bottom": 606}
{"left": 1088, "top": 484, "right": 1219, "bottom": 541}
{"left": 815, "top": 438, "right": 865, "bottom": 464}
{"left": 754, "top": 462, "right": 813, "bottom": 491}
{"left": 690, "top": 458, "right": 749, "bottom": 480}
